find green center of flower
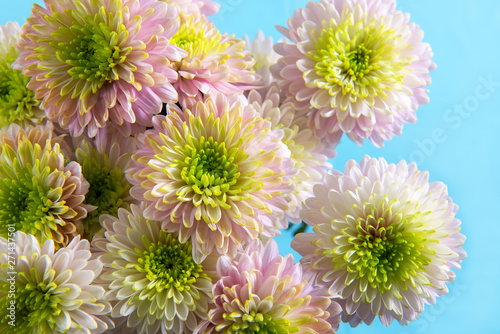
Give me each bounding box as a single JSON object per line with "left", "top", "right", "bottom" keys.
{"left": 223, "top": 310, "right": 292, "bottom": 334}
{"left": 335, "top": 201, "right": 434, "bottom": 294}
{"left": 0, "top": 142, "right": 72, "bottom": 245}
{"left": 174, "top": 133, "right": 251, "bottom": 218}
{"left": 154, "top": 112, "right": 265, "bottom": 227}
{"left": 80, "top": 152, "right": 131, "bottom": 240}
{"left": 170, "top": 15, "right": 230, "bottom": 61}
{"left": 53, "top": 8, "right": 132, "bottom": 98}
{"left": 11, "top": 264, "right": 64, "bottom": 332}
{"left": 136, "top": 232, "right": 204, "bottom": 292}
{"left": 309, "top": 12, "right": 410, "bottom": 102}
{"left": 0, "top": 50, "right": 40, "bottom": 126}
{"left": 180, "top": 136, "right": 239, "bottom": 198}
{"left": 63, "top": 25, "right": 124, "bottom": 86}
{"left": 344, "top": 43, "right": 373, "bottom": 80}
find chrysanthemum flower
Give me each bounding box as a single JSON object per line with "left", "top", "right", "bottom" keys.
{"left": 195, "top": 239, "right": 341, "bottom": 334}
{"left": 0, "top": 21, "right": 44, "bottom": 128}
{"left": 127, "top": 93, "right": 295, "bottom": 262}
{"left": 272, "top": 0, "right": 436, "bottom": 147}
{"left": 244, "top": 31, "right": 285, "bottom": 92}
{"left": 248, "top": 84, "right": 335, "bottom": 223}
{"left": 292, "top": 156, "right": 466, "bottom": 326}
{"left": 169, "top": 13, "right": 260, "bottom": 108}
{"left": 15, "top": 0, "right": 186, "bottom": 138}
{"left": 73, "top": 129, "right": 137, "bottom": 240}
{"left": 161, "top": 0, "right": 220, "bottom": 16}
{"left": 0, "top": 121, "right": 57, "bottom": 149}
{"left": 0, "top": 124, "right": 91, "bottom": 247}
{"left": 0, "top": 232, "right": 112, "bottom": 333}
{"left": 92, "top": 204, "right": 216, "bottom": 334}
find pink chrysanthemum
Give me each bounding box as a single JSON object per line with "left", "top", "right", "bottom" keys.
{"left": 248, "top": 84, "right": 335, "bottom": 223}
{"left": 0, "top": 232, "right": 112, "bottom": 333}
{"left": 195, "top": 239, "right": 341, "bottom": 334}
{"left": 169, "top": 13, "right": 260, "bottom": 108}
{"left": 15, "top": 0, "right": 187, "bottom": 138}
{"left": 272, "top": 0, "right": 436, "bottom": 147}
{"left": 0, "top": 22, "right": 45, "bottom": 128}
{"left": 0, "top": 121, "right": 60, "bottom": 150}
{"left": 0, "top": 124, "right": 92, "bottom": 247}
{"left": 161, "top": 0, "right": 220, "bottom": 16}
{"left": 292, "top": 156, "right": 466, "bottom": 326}
{"left": 127, "top": 93, "right": 295, "bottom": 262}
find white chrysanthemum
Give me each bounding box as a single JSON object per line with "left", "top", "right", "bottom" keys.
{"left": 248, "top": 84, "right": 335, "bottom": 223}
{"left": 243, "top": 31, "right": 286, "bottom": 92}
{"left": 93, "top": 204, "right": 217, "bottom": 334}
{"left": 292, "top": 156, "right": 466, "bottom": 326}
{"left": 272, "top": 0, "right": 436, "bottom": 147}
{"left": 0, "top": 232, "right": 112, "bottom": 333}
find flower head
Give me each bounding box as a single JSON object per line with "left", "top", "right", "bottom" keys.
{"left": 0, "top": 124, "right": 91, "bottom": 247}
{"left": 195, "top": 239, "right": 341, "bottom": 334}
{"left": 73, "top": 129, "right": 137, "bottom": 240}
{"left": 243, "top": 31, "right": 285, "bottom": 92}
{"left": 272, "top": 0, "right": 436, "bottom": 147}
{"left": 127, "top": 93, "right": 295, "bottom": 262}
{"left": 161, "top": 0, "right": 220, "bottom": 16}
{"left": 292, "top": 156, "right": 466, "bottom": 326}
{"left": 248, "top": 84, "right": 335, "bottom": 223}
{"left": 0, "top": 21, "right": 44, "bottom": 128}
{"left": 0, "top": 232, "right": 112, "bottom": 333}
{"left": 93, "top": 204, "right": 216, "bottom": 334}
{"left": 15, "top": 0, "right": 186, "bottom": 137}
{"left": 169, "top": 13, "right": 260, "bottom": 108}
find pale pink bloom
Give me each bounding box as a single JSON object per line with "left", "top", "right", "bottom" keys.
{"left": 292, "top": 156, "right": 466, "bottom": 326}
{"left": 127, "top": 93, "right": 295, "bottom": 263}
{"left": 0, "top": 121, "right": 60, "bottom": 150}
{"left": 272, "top": 0, "right": 436, "bottom": 147}
{"left": 170, "top": 13, "right": 260, "bottom": 108}
{"left": 15, "top": 0, "right": 187, "bottom": 138}
{"left": 195, "top": 239, "right": 341, "bottom": 334}
{"left": 161, "top": 0, "right": 220, "bottom": 16}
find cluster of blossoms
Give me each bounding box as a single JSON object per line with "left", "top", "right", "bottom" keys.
{"left": 0, "top": 0, "right": 465, "bottom": 333}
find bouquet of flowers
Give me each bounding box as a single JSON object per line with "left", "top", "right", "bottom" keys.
{"left": 0, "top": 0, "right": 466, "bottom": 333}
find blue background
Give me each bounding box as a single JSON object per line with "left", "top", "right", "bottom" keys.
{"left": 3, "top": 1, "right": 499, "bottom": 333}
